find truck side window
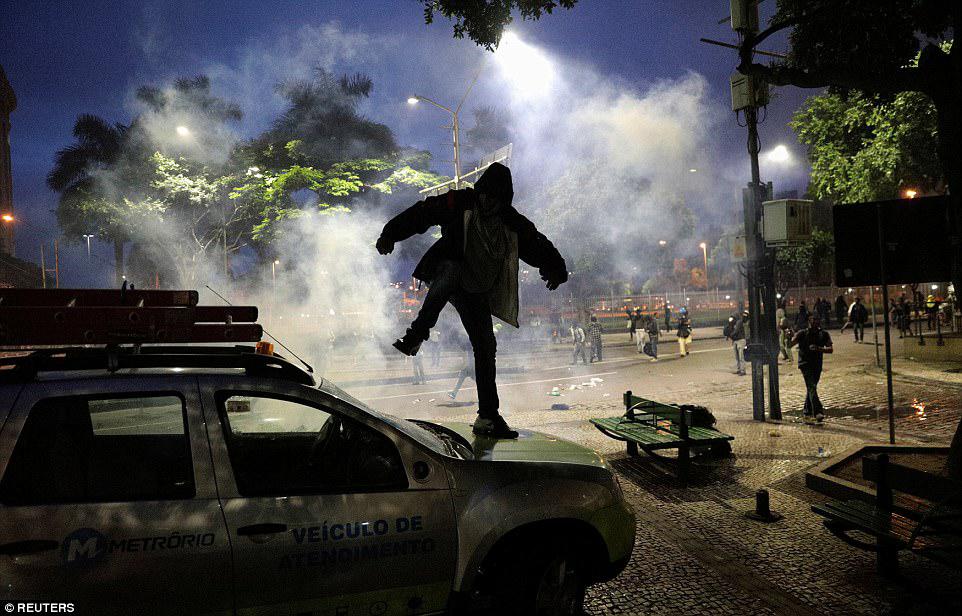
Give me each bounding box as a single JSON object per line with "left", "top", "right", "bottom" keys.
{"left": 218, "top": 394, "right": 407, "bottom": 497}
{"left": 0, "top": 395, "right": 194, "bottom": 505}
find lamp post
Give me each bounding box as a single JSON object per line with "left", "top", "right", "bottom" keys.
{"left": 82, "top": 234, "right": 94, "bottom": 259}
{"left": 407, "top": 69, "right": 481, "bottom": 189}
{"left": 699, "top": 242, "right": 709, "bottom": 291}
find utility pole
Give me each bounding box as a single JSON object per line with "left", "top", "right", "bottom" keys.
{"left": 725, "top": 0, "right": 782, "bottom": 420}
{"left": 39, "top": 242, "right": 46, "bottom": 289}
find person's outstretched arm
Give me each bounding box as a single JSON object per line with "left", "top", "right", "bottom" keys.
{"left": 376, "top": 193, "right": 460, "bottom": 254}
{"left": 504, "top": 207, "right": 568, "bottom": 289}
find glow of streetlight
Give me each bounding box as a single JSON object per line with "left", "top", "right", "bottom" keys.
{"left": 903, "top": 188, "right": 918, "bottom": 199}
{"left": 494, "top": 31, "right": 554, "bottom": 96}
{"left": 699, "top": 242, "right": 707, "bottom": 250}
{"left": 1, "top": 214, "right": 13, "bottom": 223}
{"left": 273, "top": 259, "right": 280, "bottom": 265}
{"left": 689, "top": 168, "right": 697, "bottom": 173}
{"left": 406, "top": 96, "right": 419, "bottom": 105}
{"left": 658, "top": 240, "right": 667, "bottom": 246}
{"left": 175, "top": 125, "right": 191, "bottom": 137}
{"left": 766, "top": 144, "right": 791, "bottom": 163}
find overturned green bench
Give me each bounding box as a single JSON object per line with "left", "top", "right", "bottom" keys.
{"left": 590, "top": 391, "right": 734, "bottom": 484}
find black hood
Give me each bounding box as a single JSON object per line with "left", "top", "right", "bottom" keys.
{"left": 473, "top": 162, "right": 514, "bottom": 207}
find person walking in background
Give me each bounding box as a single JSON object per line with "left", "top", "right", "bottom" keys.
{"left": 889, "top": 300, "right": 899, "bottom": 338}
{"left": 725, "top": 310, "right": 747, "bottom": 375}
{"left": 676, "top": 309, "right": 693, "bottom": 357}
{"left": 448, "top": 338, "right": 475, "bottom": 400}
{"left": 663, "top": 303, "right": 672, "bottom": 331}
{"left": 897, "top": 294, "right": 912, "bottom": 338}
{"left": 626, "top": 308, "right": 638, "bottom": 342}
{"left": 587, "top": 315, "right": 604, "bottom": 362}
{"left": 849, "top": 296, "right": 868, "bottom": 342}
{"left": 816, "top": 297, "right": 831, "bottom": 328}
{"left": 794, "top": 300, "right": 811, "bottom": 332}
{"left": 777, "top": 302, "right": 793, "bottom": 362}
{"left": 636, "top": 316, "right": 649, "bottom": 354}
{"left": 926, "top": 294, "right": 939, "bottom": 330}
{"left": 790, "top": 315, "right": 833, "bottom": 423}
{"left": 835, "top": 294, "right": 848, "bottom": 329}
{"left": 411, "top": 354, "right": 426, "bottom": 385}
{"left": 429, "top": 328, "right": 442, "bottom": 367}
{"left": 646, "top": 315, "right": 660, "bottom": 362}
{"left": 571, "top": 321, "right": 588, "bottom": 365}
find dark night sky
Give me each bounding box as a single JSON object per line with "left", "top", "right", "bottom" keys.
{"left": 0, "top": 0, "right": 812, "bottom": 286}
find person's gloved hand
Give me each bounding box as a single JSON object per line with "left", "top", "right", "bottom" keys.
{"left": 376, "top": 236, "right": 394, "bottom": 255}
{"left": 541, "top": 268, "right": 568, "bottom": 290}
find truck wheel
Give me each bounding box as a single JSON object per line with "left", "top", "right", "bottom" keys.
{"left": 531, "top": 550, "right": 587, "bottom": 616}
{"left": 491, "top": 543, "right": 588, "bottom": 616}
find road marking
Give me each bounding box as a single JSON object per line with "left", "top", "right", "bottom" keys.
{"left": 538, "top": 345, "right": 731, "bottom": 371}
{"left": 364, "top": 371, "right": 619, "bottom": 401}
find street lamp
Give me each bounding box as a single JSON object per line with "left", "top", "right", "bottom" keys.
{"left": 658, "top": 239, "right": 668, "bottom": 246}
{"left": 82, "top": 234, "right": 94, "bottom": 259}
{"left": 699, "top": 242, "right": 709, "bottom": 290}
{"left": 903, "top": 188, "right": 919, "bottom": 199}
{"left": 1, "top": 214, "right": 13, "bottom": 223}
{"left": 175, "top": 125, "right": 191, "bottom": 137}
{"left": 407, "top": 69, "right": 481, "bottom": 190}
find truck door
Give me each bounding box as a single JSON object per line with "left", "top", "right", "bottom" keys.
{"left": 0, "top": 379, "right": 232, "bottom": 615}
{"left": 200, "top": 378, "right": 457, "bottom": 615}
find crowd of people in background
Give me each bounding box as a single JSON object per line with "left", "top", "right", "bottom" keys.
{"left": 396, "top": 287, "right": 954, "bottom": 396}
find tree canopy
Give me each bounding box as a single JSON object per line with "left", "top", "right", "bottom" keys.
{"left": 419, "top": 0, "right": 577, "bottom": 49}
{"left": 790, "top": 87, "right": 943, "bottom": 204}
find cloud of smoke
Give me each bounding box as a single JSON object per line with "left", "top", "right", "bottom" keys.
{"left": 264, "top": 209, "right": 397, "bottom": 374}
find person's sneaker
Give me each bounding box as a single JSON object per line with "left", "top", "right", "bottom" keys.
{"left": 815, "top": 413, "right": 825, "bottom": 422}
{"left": 472, "top": 416, "right": 519, "bottom": 439}
{"left": 447, "top": 391, "right": 457, "bottom": 400}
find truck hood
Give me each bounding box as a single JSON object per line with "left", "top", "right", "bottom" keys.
{"left": 424, "top": 421, "right": 608, "bottom": 468}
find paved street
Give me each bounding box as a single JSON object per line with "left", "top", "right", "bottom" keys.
{"left": 333, "top": 329, "right": 962, "bottom": 615}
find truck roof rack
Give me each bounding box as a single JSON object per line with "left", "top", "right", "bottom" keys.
{"left": 0, "top": 345, "right": 315, "bottom": 386}
{"left": 0, "top": 288, "right": 314, "bottom": 385}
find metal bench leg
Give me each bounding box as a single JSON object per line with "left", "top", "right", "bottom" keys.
{"left": 627, "top": 441, "right": 638, "bottom": 457}
{"left": 678, "top": 445, "right": 690, "bottom": 487}
{"left": 877, "top": 538, "right": 899, "bottom": 577}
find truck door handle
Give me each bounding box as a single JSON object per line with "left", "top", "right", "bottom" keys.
{"left": 237, "top": 523, "right": 287, "bottom": 536}
{"left": 0, "top": 539, "right": 59, "bottom": 556}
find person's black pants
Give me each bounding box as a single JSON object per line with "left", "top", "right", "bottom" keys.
{"left": 409, "top": 260, "right": 461, "bottom": 341}
{"left": 592, "top": 340, "right": 603, "bottom": 361}
{"left": 853, "top": 322, "right": 864, "bottom": 342}
{"left": 409, "top": 260, "right": 500, "bottom": 418}
{"left": 801, "top": 368, "right": 823, "bottom": 417}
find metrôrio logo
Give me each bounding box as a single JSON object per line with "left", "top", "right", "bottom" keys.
{"left": 61, "top": 528, "right": 108, "bottom": 567}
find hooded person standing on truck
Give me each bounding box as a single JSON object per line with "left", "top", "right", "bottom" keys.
{"left": 376, "top": 163, "right": 568, "bottom": 438}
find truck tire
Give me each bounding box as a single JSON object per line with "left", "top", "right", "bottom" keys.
{"left": 490, "top": 542, "right": 588, "bottom": 616}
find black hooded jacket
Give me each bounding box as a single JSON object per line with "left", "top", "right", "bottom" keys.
{"left": 379, "top": 163, "right": 567, "bottom": 284}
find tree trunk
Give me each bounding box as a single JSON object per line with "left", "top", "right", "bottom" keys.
{"left": 113, "top": 239, "right": 124, "bottom": 287}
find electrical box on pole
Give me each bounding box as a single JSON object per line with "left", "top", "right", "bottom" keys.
{"left": 729, "top": 0, "right": 759, "bottom": 32}
{"left": 762, "top": 199, "right": 813, "bottom": 246}
{"left": 731, "top": 72, "right": 769, "bottom": 111}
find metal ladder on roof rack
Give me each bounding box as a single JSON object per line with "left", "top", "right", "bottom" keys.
{"left": 0, "top": 288, "right": 261, "bottom": 346}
